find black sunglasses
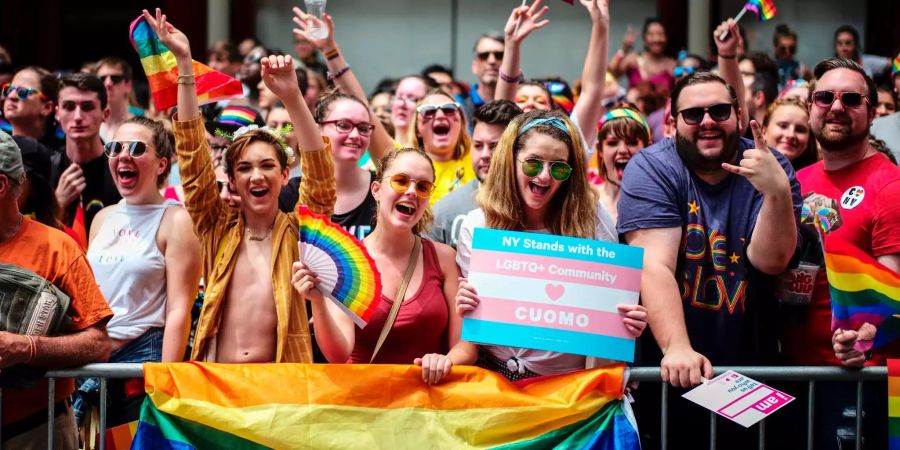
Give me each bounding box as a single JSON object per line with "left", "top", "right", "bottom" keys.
{"left": 678, "top": 103, "right": 733, "bottom": 125}
{"left": 100, "top": 74, "right": 127, "bottom": 84}
{"left": 416, "top": 103, "right": 461, "bottom": 121}
{"left": 476, "top": 51, "right": 503, "bottom": 61}
{"left": 104, "top": 141, "right": 149, "bottom": 158}
{"left": 812, "top": 90, "right": 866, "bottom": 109}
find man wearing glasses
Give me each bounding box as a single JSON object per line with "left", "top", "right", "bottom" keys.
{"left": 95, "top": 57, "right": 136, "bottom": 142}
{"left": 617, "top": 70, "right": 801, "bottom": 447}
{"left": 792, "top": 58, "right": 900, "bottom": 448}
{"left": 463, "top": 33, "right": 505, "bottom": 120}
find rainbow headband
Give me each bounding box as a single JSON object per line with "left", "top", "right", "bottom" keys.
{"left": 518, "top": 117, "right": 569, "bottom": 136}
{"left": 597, "top": 108, "right": 651, "bottom": 142}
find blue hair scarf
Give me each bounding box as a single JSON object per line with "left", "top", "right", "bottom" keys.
{"left": 518, "top": 117, "right": 570, "bottom": 136}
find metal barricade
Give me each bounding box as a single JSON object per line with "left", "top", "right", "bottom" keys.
{"left": 0, "top": 364, "right": 887, "bottom": 450}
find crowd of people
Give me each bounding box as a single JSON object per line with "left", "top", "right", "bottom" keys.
{"left": 0, "top": 1, "right": 899, "bottom": 449}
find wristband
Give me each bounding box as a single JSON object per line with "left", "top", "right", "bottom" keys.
{"left": 498, "top": 69, "right": 524, "bottom": 84}
{"left": 325, "top": 49, "right": 340, "bottom": 60}
{"left": 327, "top": 65, "right": 351, "bottom": 81}
{"left": 718, "top": 53, "right": 737, "bottom": 60}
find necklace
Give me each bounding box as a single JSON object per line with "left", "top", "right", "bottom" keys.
{"left": 246, "top": 227, "right": 273, "bottom": 242}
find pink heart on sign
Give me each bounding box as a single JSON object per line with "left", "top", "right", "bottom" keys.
{"left": 545, "top": 284, "right": 565, "bottom": 301}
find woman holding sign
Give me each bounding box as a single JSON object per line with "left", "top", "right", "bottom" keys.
{"left": 293, "top": 148, "right": 477, "bottom": 384}
{"left": 455, "top": 109, "right": 647, "bottom": 381}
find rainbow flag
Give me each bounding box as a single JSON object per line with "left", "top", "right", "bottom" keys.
{"left": 96, "top": 420, "right": 138, "bottom": 450}
{"left": 744, "top": 0, "right": 777, "bottom": 22}
{"left": 129, "top": 16, "right": 242, "bottom": 111}
{"left": 892, "top": 54, "right": 899, "bottom": 77}
{"left": 890, "top": 360, "right": 900, "bottom": 449}
{"left": 131, "top": 362, "right": 638, "bottom": 449}
{"left": 827, "top": 239, "right": 900, "bottom": 350}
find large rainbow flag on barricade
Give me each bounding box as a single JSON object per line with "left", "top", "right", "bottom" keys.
{"left": 130, "top": 362, "right": 638, "bottom": 449}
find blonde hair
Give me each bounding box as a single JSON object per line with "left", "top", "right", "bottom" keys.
{"left": 477, "top": 110, "right": 598, "bottom": 238}
{"left": 407, "top": 89, "right": 471, "bottom": 161}
{"left": 375, "top": 148, "right": 435, "bottom": 235}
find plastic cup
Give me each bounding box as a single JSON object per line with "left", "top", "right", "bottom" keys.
{"left": 304, "top": 0, "right": 329, "bottom": 41}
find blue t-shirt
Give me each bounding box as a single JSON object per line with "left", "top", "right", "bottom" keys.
{"left": 617, "top": 137, "right": 801, "bottom": 365}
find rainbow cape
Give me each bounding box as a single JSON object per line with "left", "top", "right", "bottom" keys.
{"left": 744, "top": 0, "right": 777, "bottom": 21}
{"left": 827, "top": 239, "right": 900, "bottom": 350}
{"left": 890, "top": 360, "right": 900, "bottom": 449}
{"left": 131, "top": 362, "right": 638, "bottom": 449}
{"left": 129, "top": 16, "right": 243, "bottom": 111}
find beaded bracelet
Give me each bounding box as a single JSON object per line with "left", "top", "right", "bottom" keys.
{"left": 498, "top": 69, "right": 524, "bottom": 84}
{"left": 327, "top": 65, "right": 351, "bottom": 81}
{"left": 26, "top": 335, "right": 36, "bottom": 363}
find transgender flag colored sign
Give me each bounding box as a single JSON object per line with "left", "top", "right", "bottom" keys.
{"left": 464, "top": 228, "right": 643, "bottom": 362}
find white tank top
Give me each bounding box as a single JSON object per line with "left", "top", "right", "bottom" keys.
{"left": 87, "top": 199, "right": 179, "bottom": 341}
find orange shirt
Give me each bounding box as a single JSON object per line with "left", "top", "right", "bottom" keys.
{"left": 0, "top": 218, "right": 112, "bottom": 425}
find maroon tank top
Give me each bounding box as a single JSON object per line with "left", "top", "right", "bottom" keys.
{"left": 350, "top": 239, "right": 449, "bottom": 364}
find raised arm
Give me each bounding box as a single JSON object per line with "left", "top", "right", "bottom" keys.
{"left": 571, "top": 0, "right": 610, "bottom": 151}
{"left": 714, "top": 19, "right": 749, "bottom": 129}
{"left": 609, "top": 25, "right": 636, "bottom": 78}
{"left": 292, "top": 10, "right": 395, "bottom": 165}
{"left": 625, "top": 227, "right": 712, "bottom": 387}
{"left": 142, "top": 8, "right": 223, "bottom": 236}
{"left": 494, "top": 1, "right": 550, "bottom": 102}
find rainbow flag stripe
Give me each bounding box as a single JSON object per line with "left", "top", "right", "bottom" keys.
{"left": 827, "top": 239, "right": 900, "bottom": 349}
{"left": 131, "top": 363, "right": 639, "bottom": 449}
{"left": 892, "top": 55, "right": 899, "bottom": 77}
{"left": 129, "top": 16, "right": 242, "bottom": 111}
{"left": 744, "top": 0, "right": 777, "bottom": 21}
{"left": 889, "top": 360, "right": 900, "bottom": 449}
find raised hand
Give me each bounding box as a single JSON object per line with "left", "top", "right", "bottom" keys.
{"left": 292, "top": 8, "right": 337, "bottom": 52}
{"left": 505, "top": 0, "right": 550, "bottom": 43}
{"left": 721, "top": 120, "right": 790, "bottom": 197}
{"left": 455, "top": 277, "right": 480, "bottom": 315}
{"left": 141, "top": 8, "right": 191, "bottom": 61}
{"left": 621, "top": 25, "right": 636, "bottom": 52}
{"left": 580, "top": 0, "right": 609, "bottom": 28}
{"left": 414, "top": 353, "right": 453, "bottom": 384}
{"left": 617, "top": 304, "right": 648, "bottom": 337}
{"left": 714, "top": 18, "right": 739, "bottom": 55}
{"left": 261, "top": 55, "right": 301, "bottom": 103}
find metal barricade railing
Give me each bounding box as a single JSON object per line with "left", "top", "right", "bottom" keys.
{"left": 0, "top": 364, "right": 887, "bottom": 450}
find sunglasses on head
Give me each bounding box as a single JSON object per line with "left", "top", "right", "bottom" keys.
{"left": 812, "top": 90, "right": 866, "bottom": 109}
{"left": 321, "top": 119, "right": 374, "bottom": 136}
{"left": 104, "top": 141, "right": 149, "bottom": 158}
{"left": 519, "top": 158, "right": 573, "bottom": 182}
{"left": 1, "top": 83, "right": 47, "bottom": 101}
{"left": 673, "top": 66, "right": 697, "bottom": 77}
{"left": 416, "top": 102, "right": 461, "bottom": 121}
{"left": 476, "top": 51, "right": 503, "bottom": 61}
{"left": 385, "top": 173, "right": 435, "bottom": 199}
{"left": 678, "top": 103, "right": 733, "bottom": 125}
{"left": 100, "top": 74, "right": 126, "bottom": 84}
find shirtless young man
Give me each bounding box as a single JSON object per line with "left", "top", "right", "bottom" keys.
{"left": 145, "top": 9, "right": 335, "bottom": 363}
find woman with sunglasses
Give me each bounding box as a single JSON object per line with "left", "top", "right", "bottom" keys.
{"left": 454, "top": 110, "right": 647, "bottom": 381}
{"left": 610, "top": 19, "right": 676, "bottom": 95}
{"left": 293, "top": 148, "right": 477, "bottom": 384}
{"left": 592, "top": 105, "right": 652, "bottom": 221}
{"left": 77, "top": 115, "right": 202, "bottom": 427}
{"left": 494, "top": 0, "right": 611, "bottom": 154}
{"left": 407, "top": 89, "right": 474, "bottom": 204}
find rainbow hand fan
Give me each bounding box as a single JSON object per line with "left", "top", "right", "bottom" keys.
{"left": 296, "top": 206, "right": 382, "bottom": 328}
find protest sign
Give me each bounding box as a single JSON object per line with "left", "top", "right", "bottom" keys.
{"left": 683, "top": 371, "right": 795, "bottom": 428}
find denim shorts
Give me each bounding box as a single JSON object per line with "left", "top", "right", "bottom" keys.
{"left": 73, "top": 328, "right": 163, "bottom": 426}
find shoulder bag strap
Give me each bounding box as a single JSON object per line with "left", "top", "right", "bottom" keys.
{"left": 370, "top": 236, "right": 422, "bottom": 363}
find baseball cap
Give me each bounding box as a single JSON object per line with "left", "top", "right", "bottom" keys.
{"left": 204, "top": 105, "right": 266, "bottom": 136}
{"left": 0, "top": 130, "right": 25, "bottom": 182}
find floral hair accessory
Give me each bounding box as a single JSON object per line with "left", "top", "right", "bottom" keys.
{"left": 216, "top": 123, "right": 296, "bottom": 165}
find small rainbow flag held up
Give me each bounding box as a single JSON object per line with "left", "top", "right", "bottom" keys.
{"left": 743, "top": 0, "right": 777, "bottom": 22}
{"left": 827, "top": 239, "right": 900, "bottom": 350}
{"left": 892, "top": 54, "right": 900, "bottom": 77}
{"left": 129, "top": 16, "right": 243, "bottom": 111}
{"left": 889, "top": 360, "right": 900, "bottom": 449}
{"left": 296, "top": 206, "right": 382, "bottom": 328}
{"left": 130, "top": 363, "right": 639, "bottom": 449}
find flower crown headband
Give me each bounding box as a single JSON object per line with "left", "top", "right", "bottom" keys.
{"left": 215, "top": 124, "right": 296, "bottom": 165}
